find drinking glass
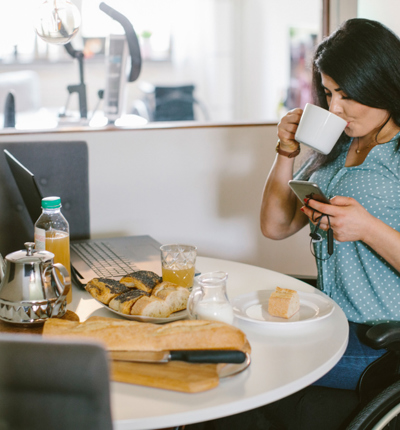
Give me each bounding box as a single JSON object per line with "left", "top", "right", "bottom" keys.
{"left": 160, "top": 244, "right": 197, "bottom": 288}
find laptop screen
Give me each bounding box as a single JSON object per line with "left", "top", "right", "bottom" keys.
{"left": 3, "top": 149, "right": 163, "bottom": 285}
{"left": 4, "top": 149, "right": 43, "bottom": 224}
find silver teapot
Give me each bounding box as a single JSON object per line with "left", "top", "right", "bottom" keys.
{"left": 0, "top": 242, "right": 70, "bottom": 325}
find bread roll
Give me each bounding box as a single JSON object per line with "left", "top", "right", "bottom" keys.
{"left": 43, "top": 316, "right": 251, "bottom": 353}
{"left": 152, "top": 281, "right": 190, "bottom": 313}
{"left": 109, "top": 290, "right": 149, "bottom": 314}
{"left": 268, "top": 287, "right": 300, "bottom": 319}
{"left": 85, "top": 278, "right": 130, "bottom": 305}
{"left": 130, "top": 296, "right": 172, "bottom": 318}
{"left": 120, "top": 271, "right": 162, "bottom": 293}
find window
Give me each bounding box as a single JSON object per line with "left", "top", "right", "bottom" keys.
{"left": 81, "top": 0, "right": 172, "bottom": 61}
{"left": 0, "top": 0, "right": 322, "bottom": 124}
{"left": 0, "top": 0, "right": 172, "bottom": 64}
{"left": 0, "top": 0, "right": 37, "bottom": 64}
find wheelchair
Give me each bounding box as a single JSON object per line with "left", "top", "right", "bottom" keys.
{"left": 345, "top": 321, "right": 400, "bottom": 429}
{"left": 185, "top": 321, "right": 400, "bottom": 430}
{"left": 292, "top": 279, "right": 400, "bottom": 429}
{"left": 266, "top": 321, "right": 400, "bottom": 430}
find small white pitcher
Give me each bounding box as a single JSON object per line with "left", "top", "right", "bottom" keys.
{"left": 187, "top": 271, "right": 234, "bottom": 325}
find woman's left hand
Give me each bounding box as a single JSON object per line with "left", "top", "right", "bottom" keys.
{"left": 301, "top": 195, "right": 373, "bottom": 243}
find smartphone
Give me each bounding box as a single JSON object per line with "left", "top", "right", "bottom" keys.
{"left": 288, "top": 180, "right": 331, "bottom": 205}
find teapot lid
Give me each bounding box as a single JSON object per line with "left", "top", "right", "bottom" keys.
{"left": 6, "top": 242, "right": 54, "bottom": 264}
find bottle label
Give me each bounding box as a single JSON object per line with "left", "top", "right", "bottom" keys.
{"left": 34, "top": 227, "right": 46, "bottom": 251}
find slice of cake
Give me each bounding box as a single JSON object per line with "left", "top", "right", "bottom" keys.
{"left": 268, "top": 287, "right": 300, "bottom": 319}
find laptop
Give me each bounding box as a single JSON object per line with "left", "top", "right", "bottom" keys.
{"left": 4, "top": 149, "right": 162, "bottom": 286}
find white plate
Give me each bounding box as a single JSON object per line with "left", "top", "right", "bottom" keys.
{"left": 232, "top": 290, "right": 334, "bottom": 325}
{"left": 93, "top": 297, "right": 188, "bottom": 324}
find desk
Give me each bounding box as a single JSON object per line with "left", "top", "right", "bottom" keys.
{"left": 70, "top": 257, "right": 349, "bottom": 430}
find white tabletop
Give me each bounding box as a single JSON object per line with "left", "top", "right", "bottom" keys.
{"left": 69, "top": 256, "right": 349, "bottom": 430}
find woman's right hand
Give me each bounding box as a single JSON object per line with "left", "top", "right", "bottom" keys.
{"left": 260, "top": 107, "right": 309, "bottom": 240}
{"left": 277, "top": 108, "right": 303, "bottom": 152}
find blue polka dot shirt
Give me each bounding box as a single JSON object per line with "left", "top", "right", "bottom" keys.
{"left": 304, "top": 135, "right": 400, "bottom": 324}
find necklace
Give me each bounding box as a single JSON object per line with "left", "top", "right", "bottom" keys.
{"left": 355, "top": 137, "right": 376, "bottom": 154}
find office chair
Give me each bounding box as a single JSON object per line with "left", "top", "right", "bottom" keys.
{"left": 153, "top": 85, "right": 197, "bottom": 121}
{"left": 132, "top": 83, "right": 209, "bottom": 122}
{"left": 0, "top": 141, "right": 90, "bottom": 257}
{"left": 0, "top": 334, "right": 113, "bottom": 430}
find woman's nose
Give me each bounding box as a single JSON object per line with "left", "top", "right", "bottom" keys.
{"left": 329, "top": 97, "right": 343, "bottom": 115}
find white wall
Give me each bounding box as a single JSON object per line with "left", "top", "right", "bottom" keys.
{"left": 328, "top": 0, "right": 357, "bottom": 32}
{"left": 0, "top": 124, "right": 317, "bottom": 278}
{"left": 236, "top": 0, "right": 321, "bottom": 121}
{"left": 358, "top": 0, "right": 400, "bottom": 35}
{"left": 328, "top": 0, "right": 400, "bottom": 35}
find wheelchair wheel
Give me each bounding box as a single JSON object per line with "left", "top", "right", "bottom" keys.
{"left": 347, "top": 379, "right": 400, "bottom": 429}
{"left": 372, "top": 403, "right": 400, "bottom": 429}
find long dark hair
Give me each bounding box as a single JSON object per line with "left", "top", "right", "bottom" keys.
{"left": 302, "top": 18, "right": 400, "bottom": 178}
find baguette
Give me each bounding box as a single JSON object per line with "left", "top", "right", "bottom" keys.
{"left": 152, "top": 282, "right": 190, "bottom": 313}
{"left": 85, "top": 278, "right": 130, "bottom": 305}
{"left": 268, "top": 287, "right": 300, "bottom": 319}
{"left": 109, "top": 290, "right": 149, "bottom": 314}
{"left": 85, "top": 274, "right": 190, "bottom": 318}
{"left": 120, "top": 271, "right": 162, "bottom": 293}
{"left": 43, "top": 316, "right": 250, "bottom": 353}
{"left": 130, "top": 295, "right": 172, "bottom": 318}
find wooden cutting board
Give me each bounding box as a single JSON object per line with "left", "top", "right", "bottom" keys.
{"left": 0, "top": 310, "right": 79, "bottom": 335}
{"left": 0, "top": 313, "right": 247, "bottom": 393}
{"left": 111, "top": 360, "right": 221, "bottom": 393}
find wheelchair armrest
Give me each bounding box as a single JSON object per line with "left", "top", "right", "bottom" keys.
{"left": 366, "top": 321, "right": 400, "bottom": 351}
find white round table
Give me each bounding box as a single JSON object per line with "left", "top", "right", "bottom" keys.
{"left": 70, "top": 256, "right": 349, "bottom": 430}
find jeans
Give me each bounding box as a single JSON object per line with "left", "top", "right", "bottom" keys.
{"left": 313, "top": 321, "right": 386, "bottom": 390}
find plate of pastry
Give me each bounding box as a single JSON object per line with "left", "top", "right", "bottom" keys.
{"left": 231, "top": 287, "right": 334, "bottom": 325}
{"left": 85, "top": 270, "right": 189, "bottom": 323}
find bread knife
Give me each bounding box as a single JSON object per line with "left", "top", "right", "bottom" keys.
{"left": 110, "top": 349, "right": 247, "bottom": 364}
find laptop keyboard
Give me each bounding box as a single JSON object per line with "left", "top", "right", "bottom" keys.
{"left": 71, "top": 241, "right": 139, "bottom": 278}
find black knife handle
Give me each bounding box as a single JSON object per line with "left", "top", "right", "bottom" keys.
{"left": 170, "top": 350, "right": 246, "bottom": 364}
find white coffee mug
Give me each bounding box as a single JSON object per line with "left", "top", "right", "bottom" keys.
{"left": 294, "top": 103, "right": 347, "bottom": 155}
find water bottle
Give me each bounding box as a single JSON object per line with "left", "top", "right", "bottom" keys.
{"left": 34, "top": 196, "right": 72, "bottom": 303}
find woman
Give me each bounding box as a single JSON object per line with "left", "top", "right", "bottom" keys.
{"left": 185, "top": 18, "right": 400, "bottom": 430}
{"left": 261, "top": 18, "right": 400, "bottom": 391}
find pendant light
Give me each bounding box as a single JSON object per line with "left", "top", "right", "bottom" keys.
{"left": 34, "top": 0, "right": 81, "bottom": 45}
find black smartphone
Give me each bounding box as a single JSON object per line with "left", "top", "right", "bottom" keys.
{"left": 288, "top": 180, "right": 331, "bottom": 205}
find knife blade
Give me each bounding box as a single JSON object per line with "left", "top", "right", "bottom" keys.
{"left": 110, "top": 349, "right": 247, "bottom": 364}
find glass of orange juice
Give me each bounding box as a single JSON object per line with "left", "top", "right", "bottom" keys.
{"left": 160, "top": 244, "right": 197, "bottom": 288}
